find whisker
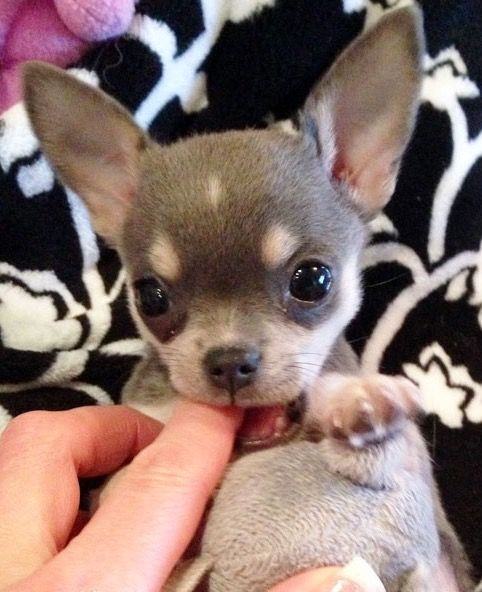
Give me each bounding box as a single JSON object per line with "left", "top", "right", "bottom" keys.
{"left": 278, "top": 352, "right": 325, "bottom": 358}
{"left": 364, "top": 272, "right": 410, "bottom": 289}
{"left": 285, "top": 364, "right": 320, "bottom": 379}
{"left": 288, "top": 361, "right": 324, "bottom": 367}
{"left": 346, "top": 336, "right": 368, "bottom": 345}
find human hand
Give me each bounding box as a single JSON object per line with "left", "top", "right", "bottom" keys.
{"left": 0, "top": 402, "right": 241, "bottom": 592}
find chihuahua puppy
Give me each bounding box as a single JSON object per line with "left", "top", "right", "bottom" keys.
{"left": 23, "top": 6, "right": 472, "bottom": 592}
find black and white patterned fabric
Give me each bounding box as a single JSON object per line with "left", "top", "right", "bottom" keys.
{"left": 0, "top": 0, "right": 481, "bottom": 579}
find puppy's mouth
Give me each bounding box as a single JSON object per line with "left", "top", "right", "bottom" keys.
{"left": 236, "top": 393, "right": 306, "bottom": 450}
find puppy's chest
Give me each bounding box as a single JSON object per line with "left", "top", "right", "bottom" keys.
{"left": 203, "top": 443, "right": 438, "bottom": 591}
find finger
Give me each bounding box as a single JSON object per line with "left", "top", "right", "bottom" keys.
{"left": 0, "top": 405, "right": 162, "bottom": 589}
{"left": 269, "top": 558, "right": 386, "bottom": 592}
{"left": 26, "top": 400, "right": 243, "bottom": 592}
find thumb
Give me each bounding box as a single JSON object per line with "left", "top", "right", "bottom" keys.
{"left": 269, "top": 558, "right": 386, "bottom": 592}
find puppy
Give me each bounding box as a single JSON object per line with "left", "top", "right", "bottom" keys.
{"left": 23, "top": 6, "right": 473, "bottom": 591}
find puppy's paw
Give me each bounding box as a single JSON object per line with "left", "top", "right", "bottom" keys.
{"left": 305, "top": 373, "right": 422, "bottom": 448}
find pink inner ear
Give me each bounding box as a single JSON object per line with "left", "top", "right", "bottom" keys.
{"left": 100, "top": 145, "right": 140, "bottom": 205}
{"left": 329, "top": 119, "right": 401, "bottom": 213}
{"left": 332, "top": 157, "right": 345, "bottom": 182}
{"left": 332, "top": 155, "right": 355, "bottom": 184}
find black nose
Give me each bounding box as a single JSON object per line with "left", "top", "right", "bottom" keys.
{"left": 204, "top": 347, "right": 261, "bottom": 394}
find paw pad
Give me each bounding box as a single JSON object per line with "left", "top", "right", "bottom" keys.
{"left": 307, "top": 374, "right": 422, "bottom": 448}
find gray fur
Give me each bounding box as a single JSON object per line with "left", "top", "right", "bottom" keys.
{"left": 199, "top": 437, "right": 437, "bottom": 592}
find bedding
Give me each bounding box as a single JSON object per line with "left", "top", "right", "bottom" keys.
{"left": 0, "top": 0, "right": 480, "bottom": 579}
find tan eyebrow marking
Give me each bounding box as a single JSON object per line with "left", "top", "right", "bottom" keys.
{"left": 149, "top": 234, "right": 182, "bottom": 282}
{"left": 261, "top": 224, "right": 299, "bottom": 269}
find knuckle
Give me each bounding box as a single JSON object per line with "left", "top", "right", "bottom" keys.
{"left": 0, "top": 410, "right": 67, "bottom": 451}
{"left": 131, "top": 465, "right": 191, "bottom": 492}
{"left": 3, "top": 410, "right": 54, "bottom": 437}
{"left": 127, "top": 453, "right": 213, "bottom": 500}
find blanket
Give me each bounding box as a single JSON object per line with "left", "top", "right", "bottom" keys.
{"left": 0, "top": 0, "right": 481, "bottom": 579}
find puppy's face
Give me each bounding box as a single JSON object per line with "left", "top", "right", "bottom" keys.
{"left": 121, "top": 131, "right": 365, "bottom": 406}
{"left": 24, "top": 8, "right": 423, "bottom": 408}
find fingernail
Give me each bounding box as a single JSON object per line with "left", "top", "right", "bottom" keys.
{"left": 328, "top": 557, "right": 386, "bottom": 592}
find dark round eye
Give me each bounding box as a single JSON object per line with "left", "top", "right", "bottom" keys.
{"left": 289, "top": 261, "right": 332, "bottom": 302}
{"left": 134, "top": 278, "right": 170, "bottom": 317}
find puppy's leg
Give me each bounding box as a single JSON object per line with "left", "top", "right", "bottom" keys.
{"left": 400, "top": 553, "right": 472, "bottom": 592}
{"left": 304, "top": 373, "right": 430, "bottom": 489}
{"left": 305, "top": 374, "right": 473, "bottom": 591}
{"left": 433, "top": 495, "right": 474, "bottom": 592}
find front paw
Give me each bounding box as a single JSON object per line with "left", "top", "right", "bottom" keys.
{"left": 305, "top": 373, "right": 422, "bottom": 448}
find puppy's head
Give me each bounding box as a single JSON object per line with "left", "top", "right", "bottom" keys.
{"left": 24, "top": 9, "right": 423, "bottom": 412}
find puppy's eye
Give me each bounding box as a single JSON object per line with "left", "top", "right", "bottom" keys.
{"left": 289, "top": 261, "right": 332, "bottom": 302}
{"left": 134, "top": 278, "right": 169, "bottom": 316}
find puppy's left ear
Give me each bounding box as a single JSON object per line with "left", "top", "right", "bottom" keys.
{"left": 302, "top": 7, "right": 424, "bottom": 218}
{"left": 23, "top": 62, "right": 147, "bottom": 243}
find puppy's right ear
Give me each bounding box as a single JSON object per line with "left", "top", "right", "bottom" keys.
{"left": 301, "top": 7, "right": 424, "bottom": 219}
{"left": 23, "top": 62, "right": 147, "bottom": 242}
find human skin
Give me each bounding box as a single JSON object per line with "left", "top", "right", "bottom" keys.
{"left": 0, "top": 403, "right": 459, "bottom": 592}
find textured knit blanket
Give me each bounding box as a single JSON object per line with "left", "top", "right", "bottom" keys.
{"left": 0, "top": 0, "right": 481, "bottom": 579}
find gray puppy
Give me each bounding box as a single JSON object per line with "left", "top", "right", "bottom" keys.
{"left": 23, "top": 6, "right": 473, "bottom": 592}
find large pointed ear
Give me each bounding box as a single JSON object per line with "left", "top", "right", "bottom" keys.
{"left": 302, "top": 6, "right": 424, "bottom": 218}
{"left": 23, "top": 62, "right": 147, "bottom": 242}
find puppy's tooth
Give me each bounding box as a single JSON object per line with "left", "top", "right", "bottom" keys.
{"left": 348, "top": 434, "right": 365, "bottom": 449}
{"left": 274, "top": 415, "right": 288, "bottom": 434}
{"left": 373, "top": 423, "right": 386, "bottom": 438}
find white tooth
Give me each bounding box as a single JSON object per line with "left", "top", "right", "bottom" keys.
{"left": 349, "top": 434, "right": 365, "bottom": 448}
{"left": 374, "top": 423, "right": 386, "bottom": 438}
{"left": 275, "top": 415, "right": 287, "bottom": 434}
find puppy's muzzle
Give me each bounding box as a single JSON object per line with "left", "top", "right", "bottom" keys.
{"left": 204, "top": 346, "right": 261, "bottom": 395}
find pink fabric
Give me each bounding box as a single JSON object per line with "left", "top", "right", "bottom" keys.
{"left": 0, "top": 0, "right": 135, "bottom": 115}
{"left": 55, "top": 0, "right": 135, "bottom": 42}
{"left": 0, "top": 0, "right": 26, "bottom": 49}
{"left": 5, "top": 1, "right": 88, "bottom": 65}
